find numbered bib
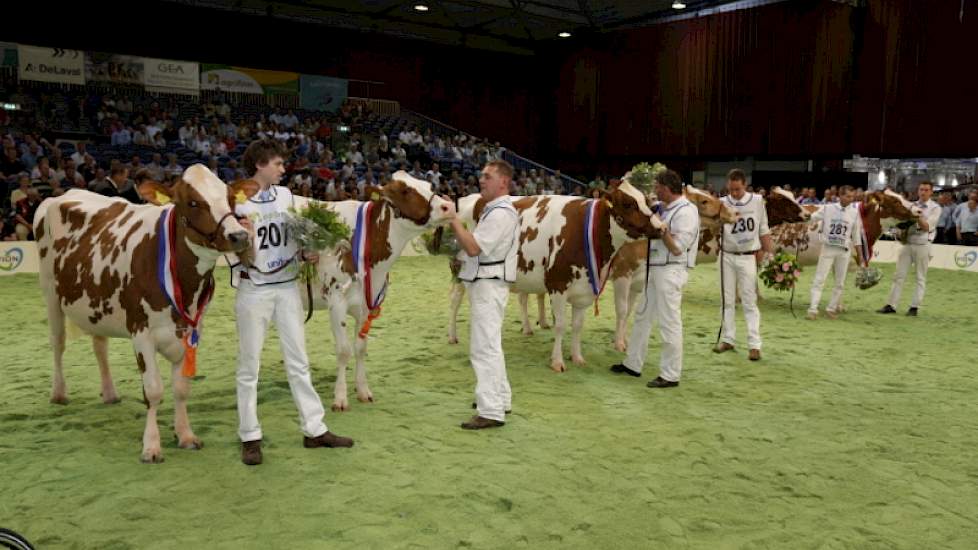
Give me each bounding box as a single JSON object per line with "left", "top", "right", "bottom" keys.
{"left": 826, "top": 219, "right": 850, "bottom": 248}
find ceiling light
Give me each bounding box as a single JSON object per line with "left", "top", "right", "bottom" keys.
{"left": 672, "top": 1, "right": 686, "bottom": 8}
{"left": 558, "top": 32, "right": 571, "bottom": 38}
{"left": 414, "top": 4, "right": 429, "bottom": 11}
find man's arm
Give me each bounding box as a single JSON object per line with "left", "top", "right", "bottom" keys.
{"left": 450, "top": 216, "right": 481, "bottom": 257}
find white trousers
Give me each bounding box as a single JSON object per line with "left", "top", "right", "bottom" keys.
{"left": 808, "top": 246, "right": 851, "bottom": 314}
{"left": 887, "top": 243, "right": 931, "bottom": 309}
{"left": 624, "top": 265, "right": 689, "bottom": 382}
{"left": 720, "top": 253, "right": 761, "bottom": 350}
{"left": 235, "top": 280, "right": 328, "bottom": 442}
{"left": 467, "top": 279, "right": 512, "bottom": 422}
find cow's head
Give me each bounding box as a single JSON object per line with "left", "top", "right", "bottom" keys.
{"left": 379, "top": 170, "right": 453, "bottom": 227}
{"left": 766, "top": 186, "right": 809, "bottom": 225}
{"left": 139, "top": 164, "right": 258, "bottom": 253}
{"left": 866, "top": 189, "right": 922, "bottom": 223}
{"left": 684, "top": 186, "right": 738, "bottom": 226}
{"left": 603, "top": 181, "right": 663, "bottom": 239}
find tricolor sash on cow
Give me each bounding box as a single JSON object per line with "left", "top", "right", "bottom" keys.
{"left": 583, "top": 199, "right": 608, "bottom": 297}
{"left": 157, "top": 206, "right": 214, "bottom": 377}
{"left": 351, "top": 201, "right": 389, "bottom": 337}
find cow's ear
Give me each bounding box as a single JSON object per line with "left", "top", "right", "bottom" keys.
{"left": 229, "top": 179, "right": 260, "bottom": 205}
{"left": 138, "top": 181, "right": 173, "bottom": 206}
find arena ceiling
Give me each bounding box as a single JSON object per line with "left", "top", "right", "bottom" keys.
{"left": 162, "top": 0, "right": 784, "bottom": 55}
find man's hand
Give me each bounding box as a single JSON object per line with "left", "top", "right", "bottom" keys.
{"left": 302, "top": 251, "right": 319, "bottom": 264}
{"left": 441, "top": 198, "right": 458, "bottom": 220}
{"left": 237, "top": 216, "right": 254, "bottom": 235}
{"left": 917, "top": 217, "right": 929, "bottom": 232}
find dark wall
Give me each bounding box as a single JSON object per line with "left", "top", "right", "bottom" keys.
{"left": 5, "top": 0, "right": 548, "bottom": 157}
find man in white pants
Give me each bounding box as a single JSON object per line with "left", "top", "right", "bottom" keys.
{"left": 447, "top": 160, "right": 519, "bottom": 429}
{"left": 609, "top": 169, "right": 699, "bottom": 388}
{"left": 713, "top": 169, "right": 773, "bottom": 362}
{"left": 878, "top": 180, "right": 941, "bottom": 317}
{"left": 234, "top": 139, "right": 353, "bottom": 465}
{"left": 806, "top": 186, "right": 866, "bottom": 320}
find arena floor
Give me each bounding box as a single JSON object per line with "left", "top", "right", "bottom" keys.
{"left": 1, "top": 257, "right": 976, "bottom": 549}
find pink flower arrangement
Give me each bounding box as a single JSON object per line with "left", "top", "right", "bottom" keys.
{"left": 775, "top": 273, "right": 785, "bottom": 282}
{"left": 793, "top": 270, "right": 801, "bottom": 277}
{"left": 782, "top": 263, "right": 792, "bottom": 272}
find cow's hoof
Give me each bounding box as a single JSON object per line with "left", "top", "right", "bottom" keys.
{"left": 572, "top": 355, "right": 586, "bottom": 366}
{"left": 521, "top": 327, "right": 534, "bottom": 336}
{"left": 101, "top": 393, "right": 121, "bottom": 405}
{"left": 356, "top": 392, "right": 374, "bottom": 404}
{"left": 140, "top": 449, "right": 164, "bottom": 464}
{"left": 331, "top": 400, "right": 350, "bottom": 412}
{"left": 538, "top": 322, "right": 552, "bottom": 330}
{"left": 550, "top": 362, "right": 567, "bottom": 373}
{"left": 50, "top": 395, "right": 69, "bottom": 405}
{"left": 178, "top": 436, "right": 203, "bottom": 450}
{"left": 614, "top": 341, "right": 627, "bottom": 353}
{"left": 448, "top": 336, "right": 459, "bottom": 345}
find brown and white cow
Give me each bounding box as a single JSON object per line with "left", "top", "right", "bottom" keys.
{"left": 298, "top": 170, "right": 453, "bottom": 411}
{"left": 445, "top": 182, "right": 666, "bottom": 372}
{"left": 34, "top": 165, "right": 258, "bottom": 463}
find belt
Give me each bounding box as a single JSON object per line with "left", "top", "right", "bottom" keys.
{"left": 722, "top": 249, "right": 759, "bottom": 256}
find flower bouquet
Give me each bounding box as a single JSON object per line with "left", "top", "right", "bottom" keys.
{"left": 854, "top": 265, "right": 883, "bottom": 290}
{"left": 626, "top": 162, "right": 667, "bottom": 194}
{"left": 760, "top": 251, "right": 802, "bottom": 292}
{"left": 287, "top": 201, "right": 351, "bottom": 282}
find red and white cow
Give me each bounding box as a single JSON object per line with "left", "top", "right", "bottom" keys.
{"left": 34, "top": 165, "right": 258, "bottom": 463}
{"left": 444, "top": 182, "right": 668, "bottom": 372}
{"left": 298, "top": 170, "right": 453, "bottom": 411}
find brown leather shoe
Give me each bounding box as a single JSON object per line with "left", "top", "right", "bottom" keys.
{"left": 713, "top": 342, "right": 735, "bottom": 354}
{"left": 241, "top": 439, "right": 262, "bottom": 466}
{"left": 460, "top": 415, "right": 505, "bottom": 430}
{"left": 749, "top": 349, "right": 761, "bottom": 361}
{"left": 303, "top": 431, "right": 354, "bottom": 448}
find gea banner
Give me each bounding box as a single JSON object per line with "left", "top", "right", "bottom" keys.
{"left": 201, "top": 64, "right": 298, "bottom": 95}
{"left": 17, "top": 44, "right": 84, "bottom": 85}
{"left": 300, "top": 75, "right": 348, "bottom": 112}
{"left": 85, "top": 52, "right": 143, "bottom": 86}
{"left": 144, "top": 58, "right": 199, "bottom": 93}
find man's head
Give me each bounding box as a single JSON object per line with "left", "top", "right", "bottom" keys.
{"left": 242, "top": 139, "right": 287, "bottom": 186}
{"left": 479, "top": 160, "right": 514, "bottom": 202}
{"left": 76, "top": 142, "right": 87, "bottom": 153}
{"left": 655, "top": 169, "right": 684, "bottom": 202}
{"left": 968, "top": 191, "right": 977, "bottom": 205}
{"left": 838, "top": 185, "right": 855, "bottom": 206}
{"left": 17, "top": 175, "right": 30, "bottom": 190}
{"left": 131, "top": 155, "right": 141, "bottom": 165}
{"left": 152, "top": 153, "right": 162, "bottom": 164}
{"left": 726, "top": 168, "right": 747, "bottom": 198}
{"left": 133, "top": 169, "right": 154, "bottom": 186}
{"left": 110, "top": 166, "right": 129, "bottom": 185}
{"left": 917, "top": 181, "right": 934, "bottom": 202}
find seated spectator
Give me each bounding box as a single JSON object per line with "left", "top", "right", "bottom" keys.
{"left": 223, "top": 159, "right": 246, "bottom": 182}
{"left": 1, "top": 147, "right": 26, "bottom": 183}
{"left": 193, "top": 131, "right": 212, "bottom": 156}
{"left": 20, "top": 142, "right": 41, "bottom": 171}
{"left": 31, "top": 157, "right": 58, "bottom": 183}
{"left": 79, "top": 154, "right": 98, "bottom": 183}
{"left": 12, "top": 188, "right": 41, "bottom": 240}
{"left": 10, "top": 175, "right": 31, "bottom": 205}
{"left": 132, "top": 125, "right": 150, "bottom": 146}
{"left": 91, "top": 166, "right": 140, "bottom": 203}
{"left": 410, "top": 160, "right": 424, "bottom": 180}
{"left": 179, "top": 120, "right": 196, "bottom": 145}
{"left": 282, "top": 110, "right": 299, "bottom": 129}
{"left": 111, "top": 124, "right": 132, "bottom": 146}
{"left": 59, "top": 161, "right": 85, "bottom": 189}
{"left": 70, "top": 142, "right": 89, "bottom": 166}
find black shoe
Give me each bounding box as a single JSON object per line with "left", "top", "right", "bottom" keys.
{"left": 877, "top": 305, "right": 896, "bottom": 314}
{"left": 906, "top": 307, "right": 918, "bottom": 316}
{"left": 609, "top": 364, "right": 641, "bottom": 377}
{"left": 646, "top": 376, "right": 679, "bottom": 389}
{"left": 472, "top": 402, "right": 511, "bottom": 414}
{"left": 241, "top": 440, "right": 262, "bottom": 466}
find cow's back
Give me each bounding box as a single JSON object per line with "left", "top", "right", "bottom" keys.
{"left": 35, "top": 190, "right": 168, "bottom": 338}
{"left": 511, "top": 195, "right": 591, "bottom": 295}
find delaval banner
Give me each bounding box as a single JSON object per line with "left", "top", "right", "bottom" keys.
{"left": 143, "top": 58, "right": 199, "bottom": 94}
{"left": 17, "top": 44, "right": 85, "bottom": 85}
{"left": 300, "top": 75, "right": 348, "bottom": 112}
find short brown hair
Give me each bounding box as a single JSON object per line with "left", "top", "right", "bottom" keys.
{"left": 485, "top": 160, "right": 514, "bottom": 180}
{"left": 656, "top": 169, "right": 683, "bottom": 194}
{"left": 727, "top": 168, "right": 747, "bottom": 183}
{"left": 242, "top": 139, "right": 288, "bottom": 176}
{"left": 110, "top": 166, "right": 129, "bottom": 178}
{"left": 918, "top": 181, "right": 934, "bottom": 189}
{"left": 133, "top": 169, "right": 154, "bottom": 184}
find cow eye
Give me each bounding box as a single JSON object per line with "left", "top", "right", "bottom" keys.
{"left": 189, "top": 200, "right": 199, "bottom": 208}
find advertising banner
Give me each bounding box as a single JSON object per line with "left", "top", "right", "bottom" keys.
{"left": 300, "top": 74, "right": 348, "bottom": 112}
{"left": 201, "top": 64, "right": 298, "bottom": 95}
{"left": 17, "top": 44, "right": 85, "bottom": 85}
{"left": 85, "top": 51, "right": 143, "bottom": 86}
{"left": 144, "top": 58, "right": 200, "bottom": 94}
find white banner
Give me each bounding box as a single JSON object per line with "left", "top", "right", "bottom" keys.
{"left": 17, "top": 44, "right": 84, "bottom": 85}
{"left": 873, "top": 241, "right": 978, "bottom": 273}
{"left": 143, "top": 58, "right": 199, "bottom": 94}
{"left": 0, "top": 242, "right": 39, "bottom": 276}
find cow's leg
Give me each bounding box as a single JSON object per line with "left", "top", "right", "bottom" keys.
{"left": 447, "top": 281, "right": 465, "bottom": 344}
{"left": 45, "top": 296, "right": 68, "bottom": 405}
{"left": 330, "top": 300, "right": 354, "bottom": 412}
{"left": 570, "top": 303, "right": 588, "bottom": 366}
{"left": 536, "top": 294, "right": 551, "bottom": 329}
{"left": 612, "top": 276, "right": 631, "bottom": 353}
{"left": 518, "top": 293, "right": 533, "bottom": 335}
{"left": 134, "top": 338, "right": 165, "bottom": 463}
{"left": 549, "top": 293, "right": 568, "bottom": 373}
{"left": 170, "top": 360, "right": 202, "bottom": 450}
{"left": 93, "top": 336, "right": 120, "bottom": 404}
{"left": 354, "top": 328, "right": 373, "bottom": 404}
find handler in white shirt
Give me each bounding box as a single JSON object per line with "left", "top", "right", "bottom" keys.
{"left": 806, "top": 186, "right": 866, "bottom": 320}
{"left": 878, "top": 181, "right": 941, "bottom": 316}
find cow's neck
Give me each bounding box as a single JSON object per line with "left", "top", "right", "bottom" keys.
{"left": 172, "top": 223, "right": 218, "bottom": 310}
{"left": 364, "top": 202, "right": 426, "bottom": 280}
{"left": 861, "top": 202, "right": 883, "bottom": 249}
